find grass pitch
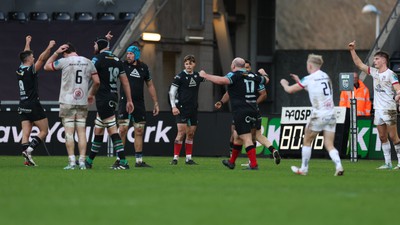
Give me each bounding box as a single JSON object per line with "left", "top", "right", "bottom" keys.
{"left": 0, "top": 156, "right": 398, "bottom": 225}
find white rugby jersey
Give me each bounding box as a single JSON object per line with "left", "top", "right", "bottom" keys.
{"left": 298, "top": 70, "right": 335, "bottom": 116}
{"left": 52, "top": 56, "right": 97, "bottom": 105}
{"left": 368, "top": 67, "right": 398, "bottom": 110}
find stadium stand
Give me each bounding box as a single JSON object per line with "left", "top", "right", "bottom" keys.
{"left": 8, "top": 11, "right": 26, "bottom": 21}
{"left": 97, "top": 12, "right": 115, "bottom": 21}
{"left": 30, "top": 12, "right": 49, "bottom": 21}
{"left": 119, "top": 12, "right": 135, "bottom": 20}
{"left": 74, "top": 12, "right": 94, "bottom": 21}
{"left": 52, "top": 12, "right": 71, "bottom": 21}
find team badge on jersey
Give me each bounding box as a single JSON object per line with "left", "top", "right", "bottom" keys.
{"left": 130, "top": 68, "right": 141, "bottom": 78}
{"left": 73, "top": 88, "right": 84, "bottom": 100}
{"left": 189, "top": 77, "right": 197, "bottom": 87}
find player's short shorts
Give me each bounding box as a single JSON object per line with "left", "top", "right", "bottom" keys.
{"left": 233, "top": 111, "right": 259, "bottom": 135}
{"left": 18, "top": 101, "right": 47, "bottom": 122}
{"left": 306, "top": 114, "right": 336, "bottom": 132}
{"left": 118, "top": 100, "right": 146, "bottom": 124}
{"left": 175, "top": 108, "right": 198, "bottom": 126}
{"left": 59, "top": 103, "right": 88, "bottom": 118}
{"left": 96, "top": 99, "right": 118, "bottom": 120}
{"left": 374, "top": 109, "right": 397, "bottom": 126}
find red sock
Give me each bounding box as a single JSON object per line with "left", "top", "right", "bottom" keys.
{"left": 174, "top": 141, "right": 182, "bottom": 156}
{"left": 230, "top": 144, "right": 242, "bottom": 164}
{"left": 185, "top": 140, "right": 193, "bottom": 155}
{"left": 246, "top": 146, "right": 257, "bottom": 168}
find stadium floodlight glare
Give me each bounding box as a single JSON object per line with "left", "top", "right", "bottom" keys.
{"left": 142, "top": 32, "right": 161, "bottom": 42}
{"left": 362, "top": 4, "right": 381, "bottom": 38}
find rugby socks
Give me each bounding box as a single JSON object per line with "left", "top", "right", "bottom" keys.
{"left": 300, "top": 146, "right": 312, "bottom": 172}
{"left": 27, "top": 136, "right": 42, "bottom": 153}
{"left": 246, "top": 145, "right": 257, "bottom": 168}
{"left": 68, "top": 155, "right": 76, "bottom": 166}
{"left": 328, "top": 149, "right": 343, "bottom": 170}
{"left": 268, "top": 146, "right": 276, "bottom": 153}
{"left": 173, "top": 140, "right": 183, "bottom": 160}
{"left": 21, "top": 143, "right": 30, "bottom": 152}
{"left": 135, "top": 152, "right": 143, "bottom": 163}
{"left": 88, "top": 135, "right": 103, "bottom": 162}
{"left": 111, "top": 133, "right": 127, "bottom": 165}
{"left": 382, "top": 141, "right": 392, "bottom": 165}
{"left": 394, "top": 143, "right": 400, "bottom": 165}
{"left": 185, "top": 139, "right": 193, "bottom": 161}
{"left": 229, "top": 144, "right": 242, "bottom": 164}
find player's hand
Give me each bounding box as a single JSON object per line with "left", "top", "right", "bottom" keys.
{"left": 48, "top": 40, "right": 56, "bottom": 48}
{"left": 214, "top": 101, "right": 223, "bottom": 110}
{"left": 153, "top": 102, "right": 159, "bottom": 116}
{"left": 280, "top": 79, "right": 289, "bottom": 87}
{"left": 105, "top": 31, "right": 113, "bottom": 41}
{"left": 258, "top": 68, "right": 267, "bottom": 75}
{"left": 348, "top": 41, "right": 356, "bottom": 51}
{"left": 199, "top": 70, "right": 207, "bottom": 78}
{"left": 56, "top": 44, "right": 69, "bottom": 54}
{"left": 126, "top": 101, "right": 134, "bottom": 114}
{"left": 172, "top": 107, "right": 180, "bottom": 116}
{"left": 88, "top": 95, "right": 95, "bottom": 105}
{"left": 26, "top": 35, "right": 32, "bottom": 43}
{"left": 290, "top": 73, "right": 300, "bottom": 83}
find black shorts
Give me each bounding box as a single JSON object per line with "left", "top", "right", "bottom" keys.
{"left": 18, "top": 101, "right": 47, "bottom": 122}
{"left": 96, "top": 98, "right": 118, "bottom": 120}
{"left": 175, "top": 108, "right": 198, "bottom": 126}
{"left": 118, "top": 100, "right": 146, "bottom": 123}
{"left": 233, "top": 111, "right": 260, "bottom": 135}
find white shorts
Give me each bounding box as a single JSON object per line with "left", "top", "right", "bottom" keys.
{"left": 306, "top": 114, "right": 336, "bottom": 132}
{"left": 373, "top": 109, "right": 397, "bottom": 126}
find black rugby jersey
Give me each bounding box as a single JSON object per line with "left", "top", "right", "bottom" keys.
{"left": 119, "top": 60, "right": 151, "bottom": 106}
{"left": 92, "top": 50, "right": 125, "bottom": 101}
{"left": 171, "top": 70, "right": 205, "bottom": 111}
{"left": 16, "top": 64, "right": 39, "bottom": 102}
{"left": 225, "top": 70, "right": 265, "bottom": 113}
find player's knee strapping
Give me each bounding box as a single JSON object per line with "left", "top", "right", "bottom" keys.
{"left": 118, "top": 119, "right": 129, "bottom": 127}
{"left": 62, "top": 118, "right": 75, "bottom": 128}
{"left": 133, "top": 122, "right": 145, "bottom": 129}
{"left": 75, "top": 118, "right": 86, "bottom": 127}
{"left": 95, "top": 116, "right": 116, "bottom": 129}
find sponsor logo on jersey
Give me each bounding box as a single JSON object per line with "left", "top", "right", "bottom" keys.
{"left": 130, "top": 68, "right": 141, "bottom": 78}
{"left": 189, "top": 77, "right": 197, "bottom": 87}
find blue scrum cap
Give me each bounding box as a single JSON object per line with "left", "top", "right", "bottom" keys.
{"left": 126, "top": 45, "right": 140, "bottom": 60}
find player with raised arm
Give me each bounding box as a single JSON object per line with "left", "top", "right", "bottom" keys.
{"left": 85, "top": 33, "right": 134, "bottom": 170}
{"left": 280, "top": 54, "right": 344, "bottom": 176}
{"left": 349, "top": 41, "right": 400, "bottom": 169}
{"left": 44, "top": 43, "right": 100, "bottom": 170}
{"left": 17, "top": 35, "right": 55, "bottom": 166}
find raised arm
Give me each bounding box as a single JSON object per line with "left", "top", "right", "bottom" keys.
{"left": 280, "top": 78, "right": 303, "bottom": 94}
{"left": 44, "top": 44, "right": 69, "bottom": 71}
{"left": 35, "top": 40, "right": 56, "bottom": 72}
{"left": 199, "top": 70, "right": 230, "bottom": 85}
{"left": 348, "top": 41, "right": 369, "bottom": 74}
{"left": 24, "top": 35, "right": 32, "bottom": 51}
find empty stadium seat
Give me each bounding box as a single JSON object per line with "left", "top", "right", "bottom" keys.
{"left": 119, "top": 12, "right": 135, "bottom": 20}
{"left": 74, "top": 12, "right": 93, "bottom": 21}
{"left": 97, "top": 12, "right": 115, "bottom": 21}
{"left": 30, "top": 12, "right": 49, "bottom": 21}
{"left": 52, "top": 12, "right": 71, "bottom": 21}
{"left": 8, "top": 11, "right": 26, "bottom": 21}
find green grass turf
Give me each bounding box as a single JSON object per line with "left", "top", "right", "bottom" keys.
{"left": 0, "top": 156, "right": 398, "bottom": 225}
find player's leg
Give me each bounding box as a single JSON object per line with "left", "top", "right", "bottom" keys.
{"left": 62, "top": 117, "right": 77, "bottom": 169}
{"left": 171, "top": 122, "right": 186, "bottom": 165}
{"left": 291, "top": 125, "right": 318, "bottom": 175}
{"left": 240, "top": 132, "right": 258, "bottom": 169}
{"left": 86, "top": 113, "right": 105, "bottom": 168}
{"left": 106, "top": 116, "right": 129, "bottom": 169}
{"left": 323, "top": 129, "right": 344, "bottom": 176}
{"left": 185, "top": 124, "right": 198, "bottom": 165}
{"left": 133, "top": 122, "right": 151, "bottom": 167}
{"left": 21, "top": 120, "right": 34, "bottom": 166}
{"left": 387, "top": 123, "right": 400, "bottom": 169}
{"left": 377, "top": 124, "right": 391, "bottom": 169}
{"left": 255, "top": 127, "right": 281, "bottom": 165}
